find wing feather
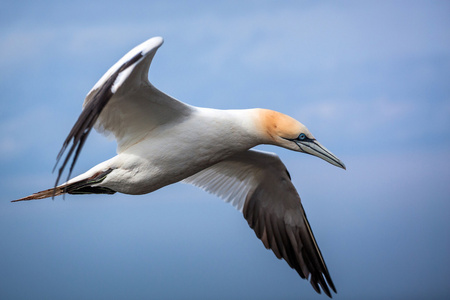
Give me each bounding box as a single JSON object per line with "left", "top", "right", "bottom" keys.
{"left": 183, "top": 149, "right": 336, "bottom": 297}
{"left": 54, "top": 51, "right": 144, "bottom": 188}
{"left": 53, "top": 37, "right": 193, "bottom": 188}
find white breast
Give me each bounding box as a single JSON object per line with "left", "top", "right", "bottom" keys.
{"left": 98, "top": 108, "right": 262, "bottom": 194}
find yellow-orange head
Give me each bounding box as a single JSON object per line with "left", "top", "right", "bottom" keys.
{"left": 254, "top": 109, "right": 345, "bottom": 169}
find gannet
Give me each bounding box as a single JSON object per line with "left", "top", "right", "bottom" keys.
{"left": 13, "top": 37, "right": 345, "bottom": 298}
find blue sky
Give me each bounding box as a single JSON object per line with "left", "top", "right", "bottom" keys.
{"left": 1, "top": 0, "right": 449, "bottom": 299}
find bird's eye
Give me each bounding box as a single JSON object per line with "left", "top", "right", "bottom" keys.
{"left": 298, "top": 133, "right": 306, "bottom": 140}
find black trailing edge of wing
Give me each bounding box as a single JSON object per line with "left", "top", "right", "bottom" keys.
{"left": 243, "top": 186, "right": 337, "bottom": 298}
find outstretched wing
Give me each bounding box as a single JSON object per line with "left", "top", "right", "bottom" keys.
{"left": 54, "top": 37, "right": 193, "bottom": 188}
{"left": 183, "top": 150, "right": 336, "bottom": 297}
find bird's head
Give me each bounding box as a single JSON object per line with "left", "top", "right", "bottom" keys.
{"left": 257, "top": 109, "right": 346, "bottom": 169}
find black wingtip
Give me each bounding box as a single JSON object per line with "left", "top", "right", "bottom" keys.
{"left": 52, "top": 51, "right": 145, "bottom": 190}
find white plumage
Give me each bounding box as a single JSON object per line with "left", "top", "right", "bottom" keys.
{"left": 13, "top": 37, "right": 345, "bottom": 298}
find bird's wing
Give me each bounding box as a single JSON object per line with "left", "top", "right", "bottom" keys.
{"left": 183, "top": 149, "right": 336, "bottom": 297}
{"left": 54, "top": 37, "right": 192, "bottom": 187}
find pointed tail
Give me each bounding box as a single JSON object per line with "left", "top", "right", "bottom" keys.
{"left": 12, "top": 169, "right": 116, "bottom": 202}
{"left": 12, "top": 185, "right": 67, "bottom": 202}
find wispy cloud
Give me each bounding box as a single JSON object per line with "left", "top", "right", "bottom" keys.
{"left": 1, "top": 2, "right": 450, "bottom": 299}
{"left": 168, "top": 1, "right": 450, "bottom": 73}
{"left": 2, "top": 1, "right": 449, "bottom": 73}
{"left": 295, "top": 97, "right": 450, "bottom": 146}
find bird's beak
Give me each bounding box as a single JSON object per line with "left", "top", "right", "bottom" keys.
{"left": 296, "top": 140, "right": 346, "bottom": 170}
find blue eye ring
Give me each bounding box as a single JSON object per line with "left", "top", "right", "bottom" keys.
{"left": 298, "top": 133, "right": 306, "bottom": 140}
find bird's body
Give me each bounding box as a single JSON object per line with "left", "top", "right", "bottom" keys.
{"left": 13, "top": 37, "right": 345, "bottom": 298}
{"left": 72, "top": 107, "right": 262, "bottom": 195}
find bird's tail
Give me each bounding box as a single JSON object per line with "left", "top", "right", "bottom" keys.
{"left": 12, "top": 185, "right": 67, "bottom": 202}
{"left": 12, "top": 169, "right": 116, "bottom": 202}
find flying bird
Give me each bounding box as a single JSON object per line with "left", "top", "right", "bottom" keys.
{"left": 13, "top": 37, "right": 345, "bottom": 297}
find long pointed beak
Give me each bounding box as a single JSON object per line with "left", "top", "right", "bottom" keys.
{"left": 296, "top": 140, "right": 346, "bottom": 169}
